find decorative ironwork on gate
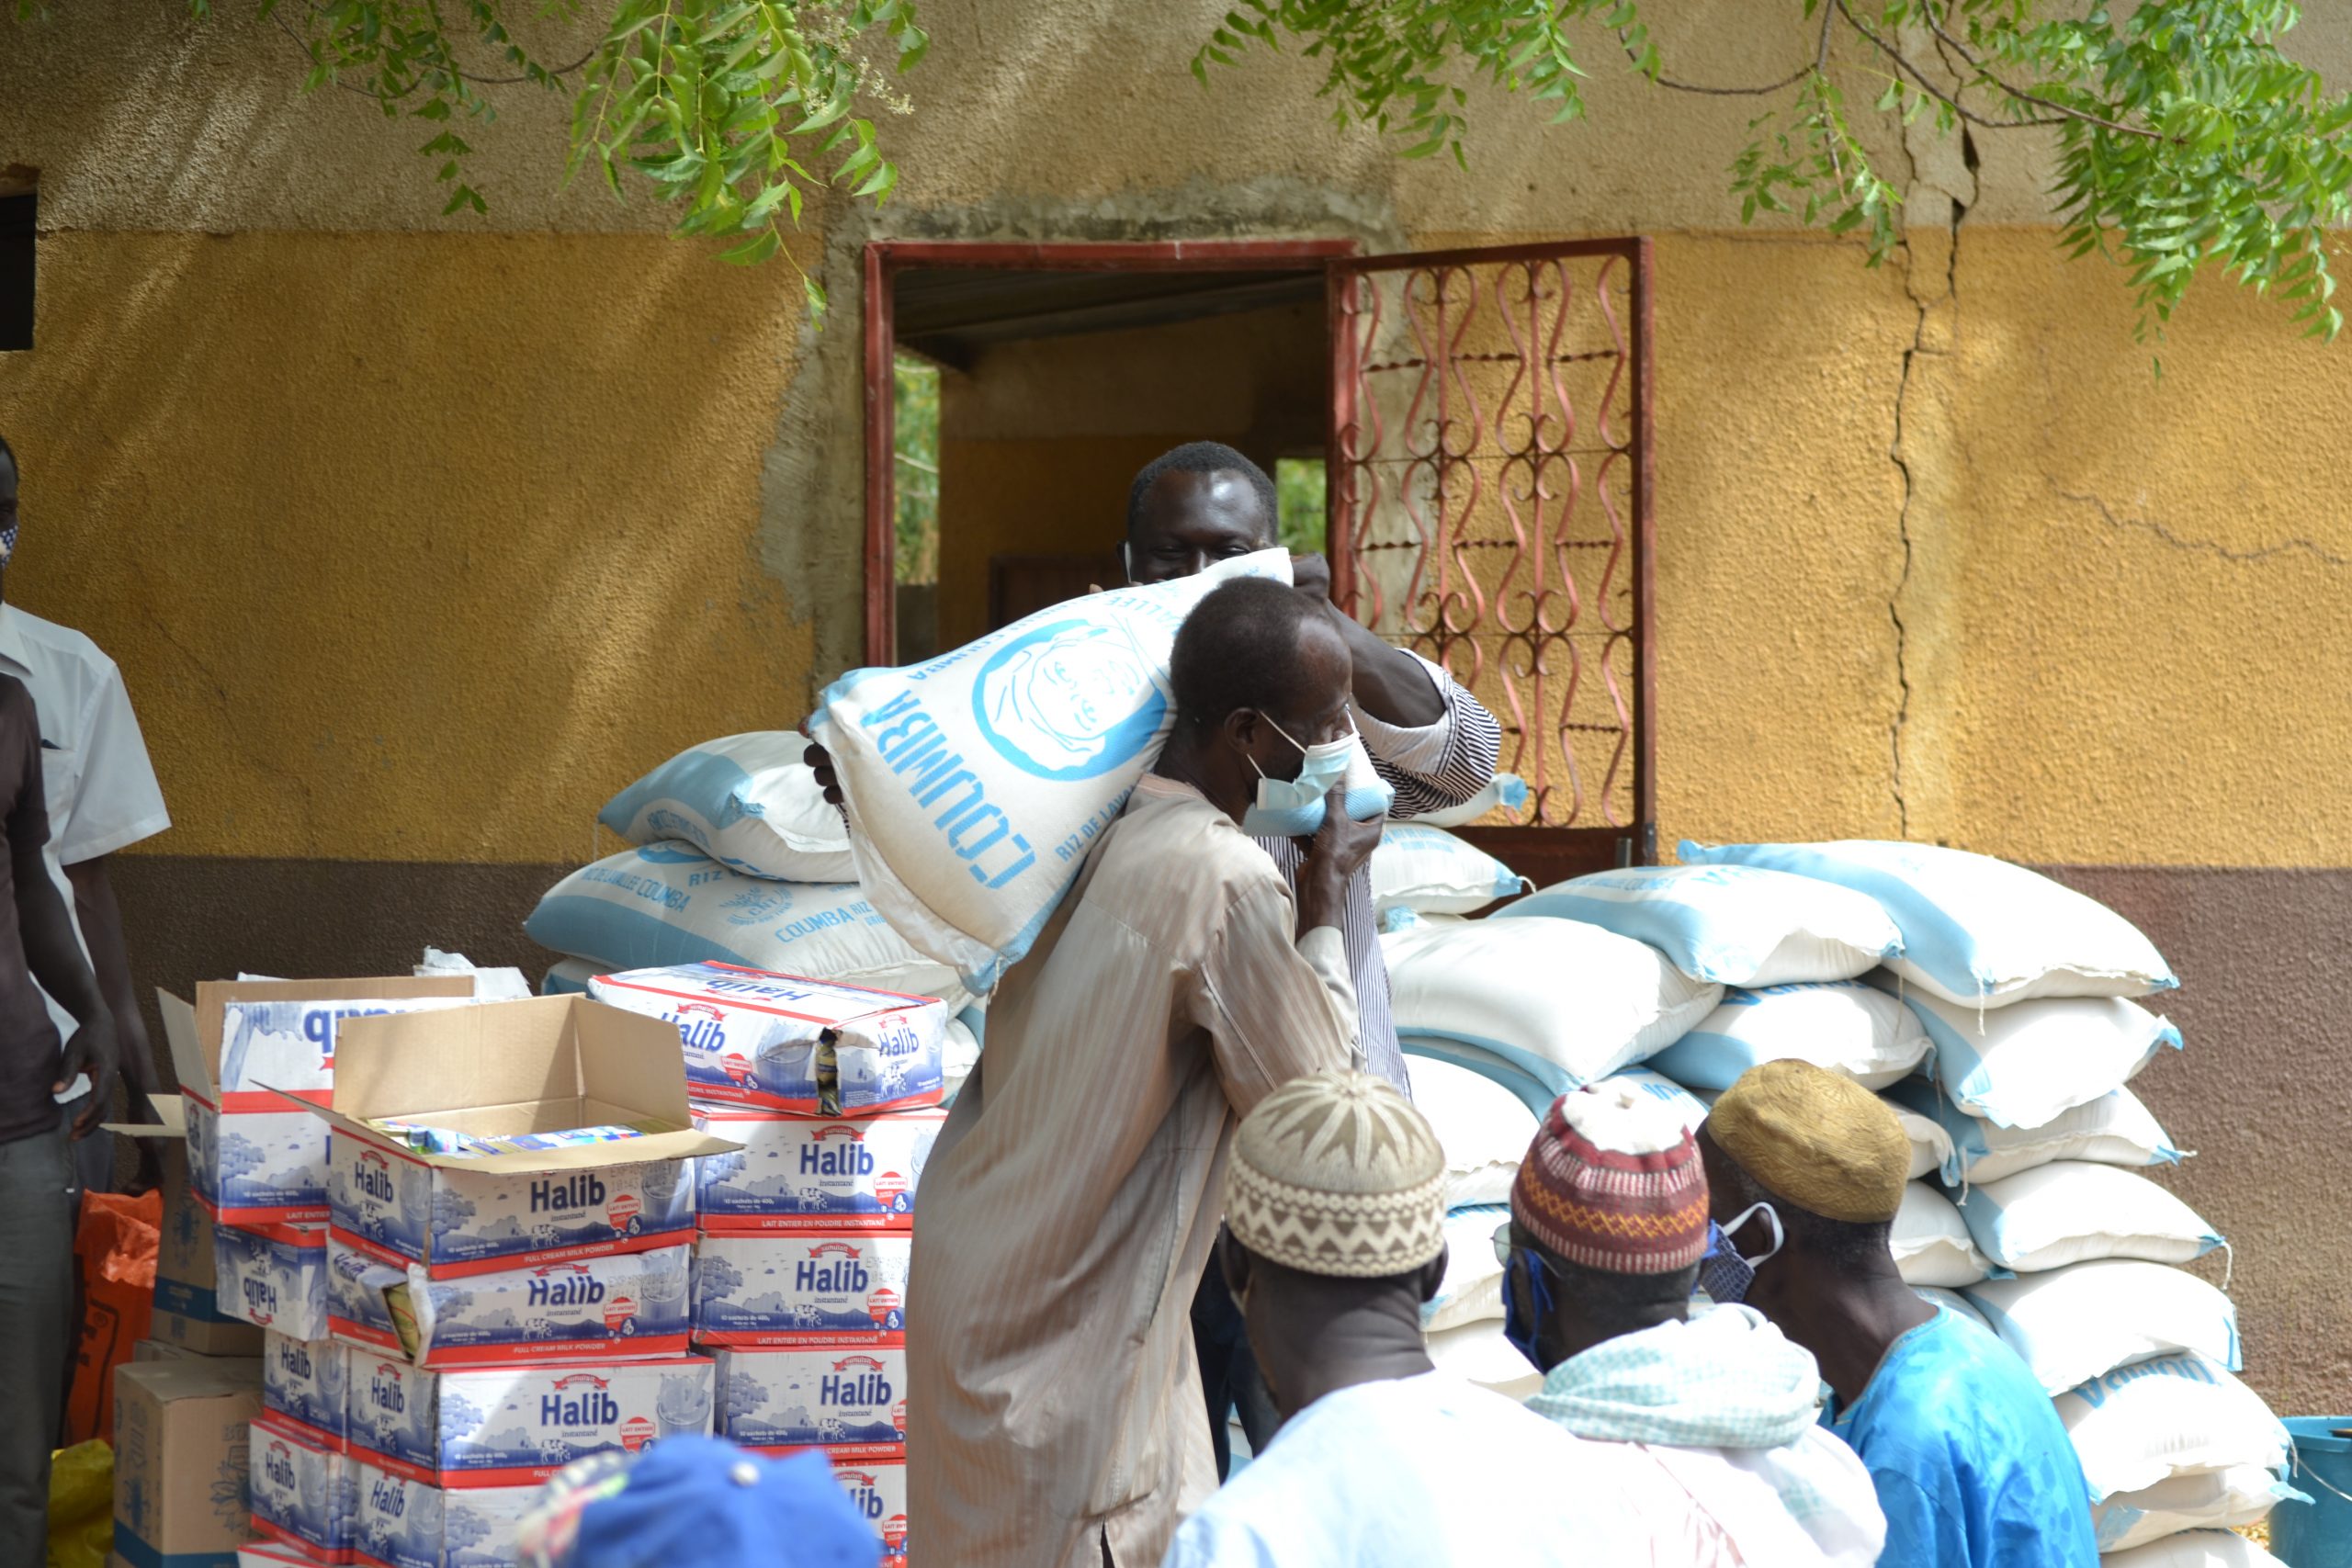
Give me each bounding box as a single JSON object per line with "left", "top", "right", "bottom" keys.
{"left": 1329, "top": 240, "right": 1655, "bottom": 838}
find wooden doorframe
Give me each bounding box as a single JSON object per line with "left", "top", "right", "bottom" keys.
{"left": 860, "top": 238, "right": 1359, "bottom": 669}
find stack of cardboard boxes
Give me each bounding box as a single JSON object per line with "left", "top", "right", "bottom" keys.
{"left": 587, "top": 961, "right": 951, "bottom": 1568}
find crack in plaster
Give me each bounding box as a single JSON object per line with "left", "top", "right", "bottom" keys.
{"left": 2051, "top": 484, "right": 2351, "bottom": 570}
{"left": 1886, "top": 119, "right": 1976, "bottom": 840}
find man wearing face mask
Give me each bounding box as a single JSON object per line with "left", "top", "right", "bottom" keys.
{"left": 904, "top": 577, "right": 1381, "bottom": 1568}
{"left": 1496, "top": 1080, "right": 1886, "bottom": 1565}
{"left": 1697, "top": 1062, "right": 2098, "bottom": 1568}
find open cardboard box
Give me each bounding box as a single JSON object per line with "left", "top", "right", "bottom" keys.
{"left": 107, "top": 1094, "right": 267, "bottom": 1355}
{"left": 294, "top": 995, "right": 738, "bottom": 1279}
{"left": 159, "top": 976, "right": 480, "bottom": 1225}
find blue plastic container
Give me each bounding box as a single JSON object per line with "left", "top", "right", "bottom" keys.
{"left": 2275, "top": 1418, "right": 2352, "bottom": 1568}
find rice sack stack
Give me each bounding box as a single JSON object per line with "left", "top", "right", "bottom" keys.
{"left": 1677, "top": 839, "right": 2287, "bottom": 1553}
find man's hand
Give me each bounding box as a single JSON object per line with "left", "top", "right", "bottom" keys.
{"left": 798, "top": 722, "right": 844, "bottom": 808}
{"left": 1295, "top": 787, "right": 1385, "bottom": 935}
{"left": 56, "top": 1014, "right": 120, "bottom": 1140}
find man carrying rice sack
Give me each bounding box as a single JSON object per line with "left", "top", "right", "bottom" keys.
{"left": 903, "top": 578, "right": 1383, "bottom": 1568}
{"left": 1697, "top": 1061, "right": 2098, "bottom": 1567}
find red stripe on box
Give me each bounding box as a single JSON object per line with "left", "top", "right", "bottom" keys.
{"left": 691, "top": 1328, "right": 906, "bottom": 1350}
{"left": 413, "top": 1332, "right": 693, "bottom": 1369}
{"left": 694, "top": 1213, "right": 914, "bottom": 1235}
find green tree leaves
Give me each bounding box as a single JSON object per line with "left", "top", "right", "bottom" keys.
{"left": 1198, "top": 0, "right": 2352, "bottom": 342}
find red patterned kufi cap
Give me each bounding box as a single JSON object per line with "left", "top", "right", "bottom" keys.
{"left": 1510, "top": 1080, "right": 1710, "bottom": 1274}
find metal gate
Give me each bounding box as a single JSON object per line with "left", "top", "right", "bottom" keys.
{"left": 1329, "top": 239, "right": 1656, "bottom": 882}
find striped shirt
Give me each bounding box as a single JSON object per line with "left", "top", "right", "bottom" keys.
{"left": 905, "top": 775, "right": 1361, "bottom": 1568}
{"left": 1253, "top": 649, "right": 1502, "bottom": 1091}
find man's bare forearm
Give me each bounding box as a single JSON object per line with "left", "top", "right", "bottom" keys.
{"left": 69, "top": 857, "right": 161, "bottom": 1098}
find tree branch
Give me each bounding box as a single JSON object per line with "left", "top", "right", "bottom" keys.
{"left": 1832, "top": 0, "right": 2069, "bottom": 131}
{"left": 1914, "top": 0, "right": 2168, "bottom": 142}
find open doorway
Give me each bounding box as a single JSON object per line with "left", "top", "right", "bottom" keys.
{"left": 864, "top": 238, "right": 1658, "bottom": 886}
{"left": 880, "top": 249, "right": 1343, "bottom": 664}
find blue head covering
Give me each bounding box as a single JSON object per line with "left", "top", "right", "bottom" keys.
{"left": 548, "top": 1438, "right": 881, "bottom": 1568}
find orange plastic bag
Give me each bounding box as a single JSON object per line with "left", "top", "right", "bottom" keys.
{"left": 64, "top": 1190, "right": 159, "bottom": 1446}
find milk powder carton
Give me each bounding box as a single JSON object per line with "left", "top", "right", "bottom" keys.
{"left": 590, "top": 963, "right": 947, "bottom": 1114}
{"left": 345, "top": 1356, "right": 713, "bottom": 1483}
{"left": 398, "top": 1244, "right": 694, "bottom": 1369}
{"left": 265, "top": 1332, "right": 347, "bottom": 1450}
{"left": 354, "top": 1460, "right": 537, "bottom": 1568}
{"left": 163, "top": 979, "right": 481, "bottom": 1226}
{"left": 831, "top": 1457, "right": 910, "bottom": 1568}
{"left": 693, "top": 1232, "right": 911, "bottom": 1346}
{"left": 219, "top": 1221, "right": 331, "bottom": 1340}
{"left": 250, "top": 1413, "right": 356, "bottom": 1562}
{"left": 715, "top": 1346, "right": 907, "bottom": 1459}
{"left": 312, "top": 997, "right": 731, "bottom": 1278}
{"left": 692, "top": 1109, "right": 942, "bottom": 1232}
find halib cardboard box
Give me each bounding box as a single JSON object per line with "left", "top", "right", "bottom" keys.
{"left": 106, "top": 1096, "right": 266, "bottom": 1356}
{"left": 587, "top": 962, "right": 947, "bottom": 1114}
{"left": 343, "top": 1353, "right": 713, "bottom": 1485}
{"left": 161, "top": 976, "right": 481, "bottom": 1227}
{"left": 691, "top": 1230, "right": 912, "bottom": 1347}
{"left": 351, "top": 1460, "right": 537, "bottom": 1568}
{"left": 297, "top": 996, "right": 733, "bottom": 1280}
{"left": 691, "top": 1108, "right": 943, "bottom": 1233}
{"left": 712, "top": 1346, "right": 907, "bottom": 1461}
{"left": 249, "top": 1412, "right": 357, "bottom": 1563}
{"left": 264, "top": 1330, "right": 348, "bottom": 1451}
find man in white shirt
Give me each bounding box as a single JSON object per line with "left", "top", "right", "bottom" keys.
{"left": 1163, "top": 1071, "right": 1713, "bottom": 1568}
{"left": 0, "top": 434, "right": 172, "bottom": 1195}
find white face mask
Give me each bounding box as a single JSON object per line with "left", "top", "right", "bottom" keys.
{"left": 1238, "top": 714, "right": 1357, "bottom": 838}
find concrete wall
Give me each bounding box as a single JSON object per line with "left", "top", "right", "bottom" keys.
{"left": 4, "top": 0, "right": 2348, "bottom": 1407}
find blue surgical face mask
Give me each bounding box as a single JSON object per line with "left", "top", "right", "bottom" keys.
{"left": 1695, "top": 1202, "right": 1784, "bottom": 1305}
{"left": 1495, "top": 1222, "right": 1553, "bottom": 1371}
{"left": 1238, "top": 713, "right": 1356, "bottom": 838}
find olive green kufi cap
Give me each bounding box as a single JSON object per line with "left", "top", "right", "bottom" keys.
{"left": 1707, "top": 1059, "right": 1910, "bottom": 1224}
{"left": 1226, "top": 1070, "right": 1448, "bottom": 1278}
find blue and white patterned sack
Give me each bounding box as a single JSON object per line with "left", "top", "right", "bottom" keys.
{"left": 1645, "top": 980, "right": 1931, "bottom": 1092}
{"left": 1883, "top": 1077, "right": 2185, "bottom": 1188}
{"left": 1679, "top": 839, "right": 2176, "bottom": 1007}
{"left": 1967, "top": 1259, "right": 2240, "bottom": 1395}
{"left": 600, "top": 732, "right": 856, "bottom": 883}
{"left": 1894, "top": 986, "right": 2183, "bottom": 1130}
{"left": 2057, "top": 1352, "right": 2294, "bottom": 1536}
{"left": 810, "top": 549, "right": 1291, "bottom": 994}
{"left": 1957, "top": 1162, "right": 2223, "bottom": 1274}
{"left": 1368, "top": 823, "right": 1528, "bottom": 915}
{"left": 1500, "top": 863, "right": 1901, "bottom": 986}
{"left": 525, "top": 844, "right": 962, "bottom": 1007}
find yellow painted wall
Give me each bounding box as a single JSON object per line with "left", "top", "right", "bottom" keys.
{"left": 0, "top": 231, "right": 813, "bottom": 863}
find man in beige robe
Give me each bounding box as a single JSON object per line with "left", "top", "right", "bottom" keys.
{"left": 905, "top": 576, "right": 1382, "bottom": 1568}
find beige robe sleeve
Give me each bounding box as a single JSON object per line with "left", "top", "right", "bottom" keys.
{"left": 1188, "top": 880, "right": 1361, "bottom": 1118}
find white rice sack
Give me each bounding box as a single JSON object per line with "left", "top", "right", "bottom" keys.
{"left": 1498, "top": 863, "right": 1901, "bottom": 986}
{"left": 1884, "top": 1077, "right": 2187, "bottom": 1187}
{"left": 1385, "top": 919, "right": 1723, "bottom": 1095}
{"left": 2104, "top": 1532, "right": 2291, "bottom": 1568}
{"left": 2094, "top": 1468, "right": 2301, "bottom": 1554}
{"left": 1912, "top": 1286, "right": 1994, "bottom": 1334}
{"left": 1597, "top": 1066, "right": 1710, "bottom": 1136}
{"left": 1369, "top": 824, "right": 1528, "bottom": 914}
{"left": 1897, "top": 987, "right": 2183, "bottom": 1130}
{"left": 2057, "top": 1351, "right": 2290, "bottom": 1502}
{"left": 1888, "top": 1098, "right": 1956, "bottom": 1182}
{"left": 1645, "top": 981, "right": 1931, "bottom": 1092}
{"left": 1679, "top": 839, "right": 2177, "bottom": 1007}
{"left": 1422, "top": 1207, "right": 1508, "bottom": 1332}
{"left": 524, "top": 844, "right": 964, "bottom": 1006}
{"left": 1960, "top": 1163, "right": 2223, "bottom": 1274}
{"left": 1426, "top": 1317, "right": 1541, "bottom": 1403}
{"left": 810, "top": 549, "right": 1290, "bottom": 992}
{"left": 1966, "top": 1259, "right": 2239, "bottom": 1395}
{"left": 598, "top": 732, "right": 855, "bottom": 882}
{"left": 1406, "top": 1055, "right": 1539, "bottom": 1211}
{"left": 1417, "top": 773, "right": 1531, "bottom": 830}
{"left": 1892, "top": 1183, "right": 1996, "bottom": 1290}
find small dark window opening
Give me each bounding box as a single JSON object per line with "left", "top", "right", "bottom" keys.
{"left": 0, "top": 190, "right": 32, "bottom": 351}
